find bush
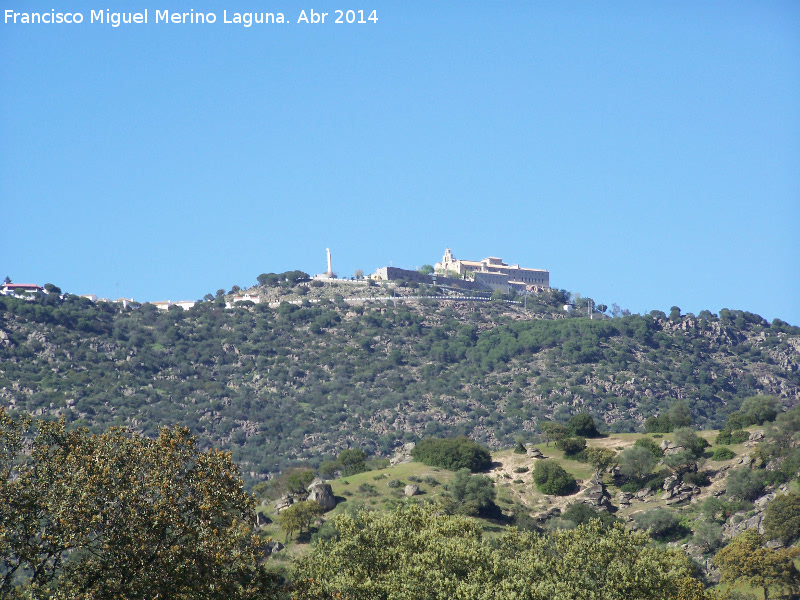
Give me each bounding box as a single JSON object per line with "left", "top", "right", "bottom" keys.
{"left": 671, "top": 427, "right": 710, "bottom": 458}
{"left": 633, "top": 508, "right": 685, "bottom": 540}
{"left": 764, "top": 492, "right": 800, "bottom": 546}
{"left": 533, "top": 460, "right": 577, "bottom": 496}
{"left": 618, "top": 446, "right": 657, "bottom": 481}
{"left": 411, "top": 436, "right": 492, "bottom": 472}
{"left": 513, "top": 466, "right": 529, "bottom": 473}
{"left": 423, "top": 475, "right": 440, "bottom": 487}
{"left": 561, "top": 502, "right": 619, "bottom": 528}
{"left": 387, "top": 479, "right": 404, "bottom": 489}
{"left": 555, "top": 436, "right": 586, "bottom": 457}
{"left": 446, "top": 468, "right": 497, "bottom": 515}
{"left": 715, "top": 429, "right": 750, "bottom": 445}
{"left": 634, "top": 437, "right": 664, "bottom": 458}
{"left": 712, "top": 447, "right": 736, "bottom": 461}
{"left": 567, "top": 413, "right": 600, "bottom": 438}
{"left": 358, "top": 483, "right": 379, "bottom": 497}
{"left": 726, "top": 468, "right": 766, "bottom": 502}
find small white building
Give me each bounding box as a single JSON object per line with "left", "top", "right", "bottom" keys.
{"left": 1, "top": 283, "right": 44, "bottom": 297}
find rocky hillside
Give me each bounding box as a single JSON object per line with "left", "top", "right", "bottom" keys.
{"left": 1, "top": 282, "right": 799, "bottom": 479}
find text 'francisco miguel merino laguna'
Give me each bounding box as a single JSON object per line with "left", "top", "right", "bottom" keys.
{"left": 4, "top": 9, "right": 379, "bottom": 27}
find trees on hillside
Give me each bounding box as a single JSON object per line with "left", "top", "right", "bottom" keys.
{"left": 0, "top": 409, "right": 274, "bottom": 599}
{"left": 293, "top": 504, "right": 716, "bottom": 600}
{"left": 714, "top": 529, "right": 800, "bottom": 600}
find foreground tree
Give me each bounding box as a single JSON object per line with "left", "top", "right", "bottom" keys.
{"left": 292, "top": 504, "right": 718, "bottom": 600}
{"left": 714, "top": 528, "right": 800, "bottom": 600}
{"left": 0, "top": 409, "right": 276, "bottom": 600}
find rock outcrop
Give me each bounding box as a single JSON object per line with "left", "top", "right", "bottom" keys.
{"left": 307, "top": 479, "right": 336, "bottom": 511}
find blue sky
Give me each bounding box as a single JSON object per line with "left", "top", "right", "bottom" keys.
{"left": 2, "top": 1, "right": 799, "bottom": 323}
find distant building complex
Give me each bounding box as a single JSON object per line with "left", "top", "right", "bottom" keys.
{"left": 371, "top": 248, "right": 550, "bottom": 294}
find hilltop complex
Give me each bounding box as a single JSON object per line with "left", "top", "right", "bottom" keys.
{"left": 372, "top": 248, "right": 550, "bottom": 294}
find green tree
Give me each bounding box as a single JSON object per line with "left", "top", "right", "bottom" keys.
{"left": 0, "top": 410, "right": 273, "bottom": 600}
{"left": 278, "top": 500, "right": 324, "bottom": 541}
{"left": 671, "top": 427, "right": 710, "bottom": 458}
{"left": 446, "top": 468, "right": 496, "bottom": 515}
{"left": 585, "top": 447, "right": 616, "bottom": 482}
{"left": 633, "top": 437, "right": 664, "bottom": 458}
{"left": 726, "top": 468, "right": 766, "bottom": 502}
{"left": 568, "top": 413, "right": 600, "bottom": 438}
{"left": 668, "top": 401, "right": 692, "bottom": 428}
{"left": 618, "top": 446, "right": 657, "bottom": 481}
{"left": 418, "top": 265, "right": 434, "bottom": 275}
{"left": 337, "top": 449, "right": 368, "bottom": 476}
{"left": 533, "top": 460, "right": 577, "bottom": 496}
{"left": 714, "top": 528, "right": 800, "bottom": 600}
{"left": 541, "top": 421, "right": 570, "bottom": 447}
{"left": 556, "top": 436, "right": 586, "bottom": 457}
{"left": 293, "top": 505, "right": 714, "bottom": 600}
{"left": 763, "top": 492, "right": 800, "bottom": 546}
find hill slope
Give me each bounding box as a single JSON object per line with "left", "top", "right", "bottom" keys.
{"left": 1, "top": 284, "right": 798, "bottom": 478}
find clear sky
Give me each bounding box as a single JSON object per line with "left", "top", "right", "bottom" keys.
{"left": 2, "top": 1, "right": 799, "bottom": 324}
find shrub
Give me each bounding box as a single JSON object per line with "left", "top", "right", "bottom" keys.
{"left": 411, "top": 436, "right": 492, "bottom": 472}
{"left": 634, "top": 436, "right": 664, "bottom": 458}
{"left": 555, "top": 436, "right": 586, "bottom": 457}
{"left": 567, "top": 413, "right": 600, "bottom": 438}
{"left": 533, "top": 460, "right": 577, "bottom": 496}
{"left": 513, "top": 466, "right": 529, "bottom": 473}
{"left": 764, "top": 492, "right": 800, "bottom": 546}
{"left": 715, "top": 429, "right": 750, "bottom": 445}
{"left": 423, "top": 475, "right": 440, "bottom": 487}
{"left": 726, "top": 468, "right": 766, "bottom": 502}
{"left": 633, "top": 508, "right": 685, "bottom": 540}
{"left": 358, "top": 483, "right": 379, "bottom": 497}
{"left": 562, "top": 502, "right": 619, "bottom": 528}
{"left": 682, "top": 471, "right": 711, "bottom": 487}
{"left": 446, "top": 468, "right": 497, "bottom": 515}
{"left": 618, "top": 446, "right": 657, "bottom": 481}
{"left": 671, "top": 427, "right": 710, "bottom": 457}
{"left": 387, "top": 479, "right": 404, "bottom": 489}
{"left": 712, "top": 447, "right": 736, "bottom": 461}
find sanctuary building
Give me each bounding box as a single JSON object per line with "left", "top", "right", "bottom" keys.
{"left": 434, "top": 248, "right": 549, "bottom": 291}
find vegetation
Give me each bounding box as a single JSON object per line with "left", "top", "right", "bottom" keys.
{"left": 0, "top": 409, "right": 276, "bottom": 599}
{"left": 533, "top": 460, "right": 577, "bottom": 495}
{"left": 714, "top": 529, "right": 800, "bottom": 600}
{"left": 0, "top": 290, "right": 797, "bottom": 479}
{"left": 293, "top": 504, "right": 716, "bottom": 600}
{"left": 411, "top": 437, "right": 492, "bottom": 472}
{"left": 763, "top": 492, "right": 800, "bottom": 546}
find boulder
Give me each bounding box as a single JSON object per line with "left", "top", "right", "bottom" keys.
{"left": 274, "top": 495, "right": 294, "bottom": 512}
{"left": 404, "top": 484, "right": 420, "bottom": 497}
{"left": 256, "top": 512, "right": 272, "bottom": 527}
{"left": 527, "top": 447, "right": 544, "bottom": 459}
{"left": 307, "top": 481, "right": 336, "bottom": 511}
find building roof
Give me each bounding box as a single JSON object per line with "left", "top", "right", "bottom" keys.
{"left": 3, "top": 283, "right": 43, "bottom": 289}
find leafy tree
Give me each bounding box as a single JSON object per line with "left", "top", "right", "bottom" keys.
{"left": 632, "top": 508, "right": 685, "bottom": 541}
{"left": 585, "top": 447, "right": 616, "bottom": 482}
{"left": 763, "top": 492, "right": 800, "bottom": 546}
{"left": 418, "top": 265, "right": 434, "bottom": 275}
{"left": 411, "top": 437, "right": 492, "bottom": 472}
{"left": 513, "top": 437, "right": 527, "bottom": 454}
{"left": 568, "top": 413, "right": 600, "bottom": 438}
{"left": 715, "top": 429, "right": 750, "bottom": 445}
{"left": 738, "top": 395, "right": 779, "bottom": 426}
{"left": 714, "top": 529, "right": 800, "bottom": 600}
{"left": 691, "top": 519, "right": 723, "bottom": 553}
{"left": 668, "top": 401, "right": 693, "bottom": 429}
{"left": 671, "top": 427, "right": 710, "bottom": 458}
{"left": 278, "top": 500, "right": 324, "bottom": 541}
{"left": 0, "top": 410, "right": 273, "bottom": 600}
{"left": 43, "top": 283, "right": 61, "bottom": 295}
{"left": 446, "top": 468, "right": 496, "bottom": 515}
{"left": 726, "top": 468, "right": 766, "bottom": 502}
{"left": 561, "top": 502, "right": 619, "bottom": 529}
{"left": 284, "top": 468, "right": 316, "bottom": 495}
{"left": 353, "top": 269, "right": 364, "bottom": 280}
{"left": 533, "top": 460, "right": 577, "bottom": 496}
{"left": 619, "top": 446, "right": 657, "bottom": 481}
{"left": 337, "top": 449, "right": 368, "bottom": 477}
{"left": 556, "top": 436, "right": 586, "bottom": 457}
{"left": 634, "top": 437, "right": 664, "bottom": 458}
{"left": 541, "top": 422, "right": 570, "bottom": 447}
{"left": 292, "top": 504, "right": 711, "bottom": 600}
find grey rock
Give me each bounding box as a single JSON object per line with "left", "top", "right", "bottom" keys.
{"left": 404, "top": 484, "right": 420, "bottom": 497}
{"left": 274, "top": 495, "right": 294, "bottom": 512}
{"left": 307, "top": 481, "right": 336, "bottom": 511}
